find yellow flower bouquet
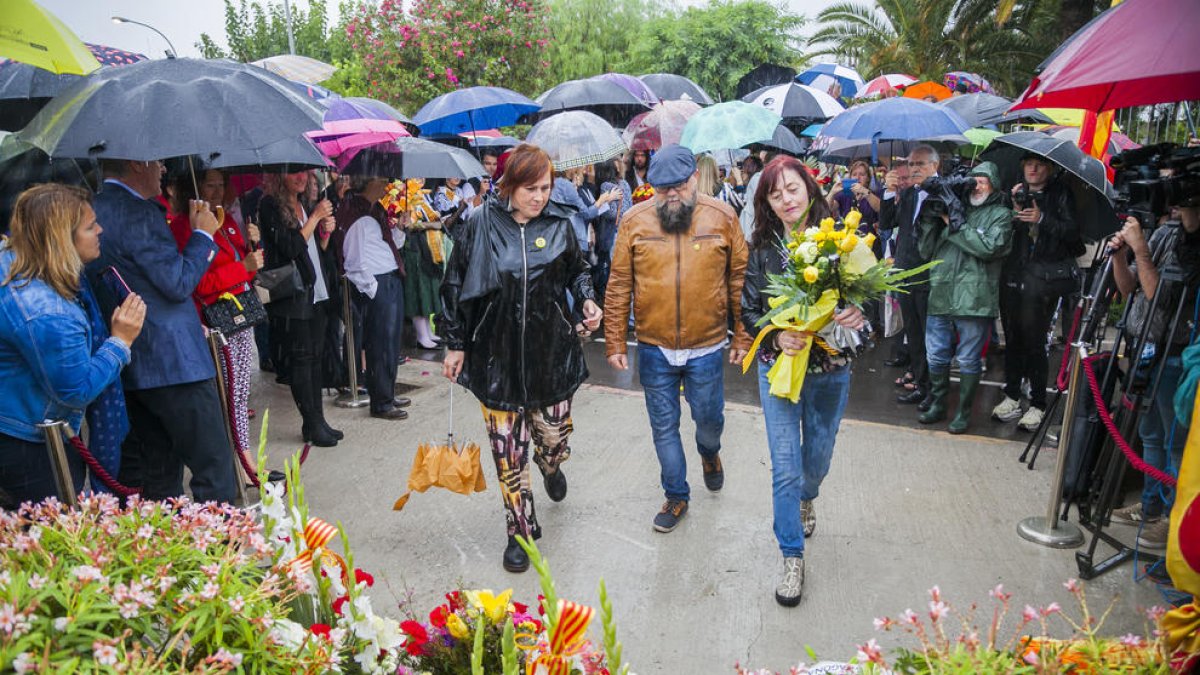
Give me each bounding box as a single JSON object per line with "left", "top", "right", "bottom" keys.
{"left": 741, "top": 208, "right": 939, "bottom": 402}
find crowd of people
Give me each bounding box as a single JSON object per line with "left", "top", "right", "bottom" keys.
{"left": 1, "top": 128, "right": 1196, "bottom": 607}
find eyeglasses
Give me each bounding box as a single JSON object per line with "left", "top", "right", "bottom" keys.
{"left": 909, "top": 160, "right": 933, "bottom": 168}
{"left": 656, "top": 182, "right": 689, "bottom": 195}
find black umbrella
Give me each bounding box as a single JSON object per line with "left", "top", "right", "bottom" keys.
{"left": 638, "top": 73, "right": 715, "bottom": 106}
{"left": 341, "top": 137, "right": 486, "bottom": 179}
{"left": 16, "top": 58, "right": 324, "bottom": 162}
{"left": 754, "top": 125, "right": 805, "bottom": 155}
{"left": 996, "top": 108, "right": 1055, "bottom": 125}
{"left": 980, "top": 130, "right": 1119, "bottom": 241}
{"left": 0, "top": 134, "right": 96, "bottom": 234}
{"left": 735, "top": 63, "right": 796, "bottom": 100}
{"left": 0, "top": 44, "right": 148, "bottom": 132}
{"left": 938, "top": 93, "right": 1015, "bottom": 127}
{"left": 530, "top": 78, "right": 650, "bottom": 126}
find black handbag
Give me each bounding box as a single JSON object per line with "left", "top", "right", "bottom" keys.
{"left": 254, "top": 262, "right": 305, "bottom": 302}
{"left": 203, "top": 287, "right": 267, "bottom": 334}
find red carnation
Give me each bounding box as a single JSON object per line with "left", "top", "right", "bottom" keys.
{"left": 354, "top": 569, "right": 375, "bottom": 587}
{"left": 401, "top": 620, "right": 429, "bottom": 656}
{"left": 332, "top": 595, "right": 349, "bottom": 616}
{"left": 445, "top": 591, "right": 464, "bottom": 611}
{"left": 310, "top": 623, "right": 332, "bottom": 640}
{"left": 429, "top": 605, "right": 450, "bottom": 629}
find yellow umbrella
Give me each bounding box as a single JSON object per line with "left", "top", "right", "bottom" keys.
{"left": 0, "top": 0, "right": 100, "bottom": 75}
{"left": 1035, "top": 108, "right": 1123, "bottom": 131}
{"left": 393, "top": 384, "right": 486, "bottom": 511}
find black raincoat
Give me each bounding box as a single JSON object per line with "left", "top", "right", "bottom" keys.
{"left": 440, "top": 199, "right": 594, "bottom": 411}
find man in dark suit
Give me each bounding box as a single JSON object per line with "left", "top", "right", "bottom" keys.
{"left": 87, "top": 159, "right": 237, "bottom": 503}
{"left": 879, "top": 146, "right": 940, "bottom": 409}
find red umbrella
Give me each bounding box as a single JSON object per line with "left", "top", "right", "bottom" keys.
{"left": 1010, "top": 0, "right": 1200, "bottom": 112}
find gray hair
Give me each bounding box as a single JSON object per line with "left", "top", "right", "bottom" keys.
{"left": 909, "top": 145, "right": 940, "bottom": 166}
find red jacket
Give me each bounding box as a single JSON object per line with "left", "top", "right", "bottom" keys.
{"left": 168, "top": 213, "right": 255, "bottom": 311}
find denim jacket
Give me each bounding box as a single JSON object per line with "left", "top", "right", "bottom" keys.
{"left": 0, "top": 249, "right": 130, "bottom": 442}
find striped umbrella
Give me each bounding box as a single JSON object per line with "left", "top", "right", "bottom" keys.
{"left": 860, "top": 73, "right": 917, "bottom": 98}
{"left": 796, "top": 63, "right": 865, "bottom": 99}
{"left": 622, "top": 99, "right": 702, "bottom": 151}
{"left": 250, "top": 54, "right": 336, "bottom": 85}
{"left": 944, "top": 71, "right": 994, "bottom": 95}
{"left": 742, "top": 82, "right": 844, "bottom": 122}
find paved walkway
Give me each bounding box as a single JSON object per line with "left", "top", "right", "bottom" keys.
{"left": 249, "top": 357, "right": 1163, "bottom": 674}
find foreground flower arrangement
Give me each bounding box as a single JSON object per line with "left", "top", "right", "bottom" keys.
{"left": 0, "top": 413, "right": 633, "bottom": 674}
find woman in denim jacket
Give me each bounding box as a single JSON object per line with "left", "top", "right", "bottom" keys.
{"left": 0, "top": 185, "right": 145, "bottom": 506}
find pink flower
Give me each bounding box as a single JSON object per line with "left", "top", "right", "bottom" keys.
{"left": 928, "top": 600, "right": 949, "bottom": 622}
{"left": 989, "top": 584, "right": 1011, "bottom": 601}
{"left": 1040, "top": 602, "right": 1061, "bottom": 616}
{"left": 1146, "top": 605, "right": 1167, "bottom": 621}
{"left": 1119, "top": 633, "right": 1144, "bottom": 647}
{"left": 1063, "top": 578, "right": 1081, "bottom": 593}
{"left": 456, "top": 50, "right": 465, "bottom": 57}
{"left": 873, "top": 616, "right": 890, "bottom": 630}
{"left": 1024, "top": 651, "right": 1039, "bottom": 665}
{"left": 856, "top": 638, "right": 886, "bottom": 665}
{"left": 92, "top": 641, "right": 118, "bottom": 666}
{"left": 902, "top": 608, "right": 919, "bottom": 625}
{"left": 928, "top": 585, "right": 942, "bottom": 602}
{"left": 1022, "top": 604, "right": 1038, "bottom": 622}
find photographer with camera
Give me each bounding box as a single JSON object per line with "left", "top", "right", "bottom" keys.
{"left": 915, "top": 162, "right": 1014, "bottom": 434}
{"left": 992, "top": 154, "right": 1085, "bottom": 431}
{"left": 1106, "top": 203, "right": 1200, "bottom": 549}
{"left": 879, "top": 146, "right": 941, "bottom": 408}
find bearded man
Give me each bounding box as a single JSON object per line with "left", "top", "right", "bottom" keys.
{"left": 604, "top": 145, "right": 751, "bottom": 533}
{"left": 914, "top": 161, "right": 1013, "bottom": 434}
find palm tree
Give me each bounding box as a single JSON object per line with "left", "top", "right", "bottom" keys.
{"left": 808, "top": 0, "right": 1057, "bottom": 96}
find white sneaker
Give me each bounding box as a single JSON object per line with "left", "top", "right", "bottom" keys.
{"left": 992, "top": 396, "right": 1023, "bottom": 422}
{"left": 1111, "top": 503, "right": 1160, "bottom": 526}
{"left": 1017, "top": 406, "right": 1044, "bottom": 431}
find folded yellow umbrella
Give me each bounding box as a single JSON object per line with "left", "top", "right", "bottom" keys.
{"left": 0, "top": 0, "right": 100, "bottom": 75}
{"left": 394, "top": 383, "right": 486, "bottom": 510}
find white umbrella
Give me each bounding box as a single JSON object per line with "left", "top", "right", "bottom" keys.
{"left": 250, "top": 54, "right": 335, "bottom": 85}
{"left": 526, "top": 110, "right": 627, "bottom": 171}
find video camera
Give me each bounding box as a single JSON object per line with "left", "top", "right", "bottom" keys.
{"left": 919, "top": 175, "right": 977, "bottom": 232}
{"left": 1111, "top": 142, "right": 1200, "bottom": 225}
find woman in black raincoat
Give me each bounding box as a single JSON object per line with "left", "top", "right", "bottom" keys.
{"left": 441, "top": 144, "right": 602, "bottom": 573}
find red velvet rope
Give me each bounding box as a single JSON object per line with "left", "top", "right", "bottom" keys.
{"left": 1055, "top": 305, "right": 1083, "bottom": 392}
{"left": 1080, "top": 353, "right": 1178, "bottom": 488}
{"left": 66, "top": 435, "right": 140, "bottom": 497}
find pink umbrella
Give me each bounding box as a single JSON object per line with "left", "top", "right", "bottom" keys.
{"left": 1010, "top": 0, "right": 1200, "bottom": 111}
{"left": 860, "top": 74, "right": 916, "bottom": 98}
{"left": 622, "top": 99, "right": 702, "bottom": 151}
{"left": 305, "top": 118, "right": 411, "bottom": 164}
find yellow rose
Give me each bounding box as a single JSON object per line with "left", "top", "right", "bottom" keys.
{"left": 863, "top": 233, "right": 877, "bottom": 249}
{"left": 819, "top": 217, "right": 835, "bottom": 232}
{"left": 786, "top": 240, "right": 799, "bottom": 250}
{"left": 812, "top": 231, "right": 827, "bottom": 243}
{"left": 803, "top": 266, "right": 820, "bottom": 284}
{"left": 843, "top": 209, "right": 863, "bottom": 230}
{"left": 831, "top": 229, "right": 847, "bottom": 241}
{"left": 840, "top": 233, "right": 860, "bottom": 252}
{"left": 447, "top": 613, "right": 470, "bottom": 640}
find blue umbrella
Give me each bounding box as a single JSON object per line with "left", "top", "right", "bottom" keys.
{"left": 796, "top": 63, "right": 865, "bottom": 99}
{"left": 815, "top": 97, "right": 970, "bottom": 163}
{"left": 680, "top": 101, "right": 782, "bottom": 154}
{"left": 413, "top": 86, "right": 539, "bottom": 137}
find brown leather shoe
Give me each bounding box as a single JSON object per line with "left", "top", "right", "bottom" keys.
{"left": 370, "top": 406, "right": 409, "bottom": 420}
{"left": 701, "top": 453, "right": 724, "bottom": 491}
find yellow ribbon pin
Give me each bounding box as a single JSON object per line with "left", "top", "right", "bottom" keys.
{"left": 535, "top": 237, "right": 546, "bottom": 248}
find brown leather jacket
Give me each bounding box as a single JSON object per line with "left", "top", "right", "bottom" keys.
{"left": 604, "top": 194, "right": 751, "bottom": 355}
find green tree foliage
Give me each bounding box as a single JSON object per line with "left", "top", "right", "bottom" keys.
{"left": 623, "top": 0, "right": 805, "bottom": 102}
{"left": 343, "top": 0, "right": 552, "bottom": 113}
{"left": 545, "top": 0, "right": 663, "bottom": 83}
{"left": 808, "top": 0, "right": 1058, "bottom": 96}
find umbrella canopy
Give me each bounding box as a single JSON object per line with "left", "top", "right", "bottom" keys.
{"left": 306, "top": 119, "right": 412, "bottom": 165}
{"left": 1043, "top": 125, "right": 1140, "bottom": 158}
{"left": 861, "top": 73, "right": 917, "bottom": 98}
{"left": 250, "top": 54, "right": 335, "bottom": 85}
{"left": 742, "top": 82, "right": 844, "bottom": 123}
{"left": 526, "top": 110, "right": 626, "bottom": 171}
{"left": 800, "top": 123, "right": 823, "bottom": 137}
{"left": 996, "top": 107, "right": 1055, "bottom": 125}
{"left": 1030, "top": 107, "right": 1123, "bottom": 130}
{"left": 1010, "top": 0, "right": 1200, "bottom": 112}
{"left": 321, "top": 96, "right": 418, "bottom": 135}
{"left": 592, "top": 73, "right": 660, "bottom": 108}
{"left": 680, "top": 101, "right": 782, "bottom": 155}
{"left": 943, "top": 71, "right": 994, "bottom": 95}
{"left": 938, "top": 93, "right": 1016, "bottom": 127}
{"left": 796, "top": 62, "right": 865, "bottom": 99}
{"left": 205, "top": 135, "right": 330, "bottom": 171}
{"left": 815, "top": 97, "right": 970, "bottom": 164}
{"left": 735, "top": 63, "right": 796, "bottom": 100}
{"left": 622, "top": 99, "right": 702, "bottom": 151}
{"left": 758, "top": 125, "right": 805, "bottom": 155}
{"left": 903, "top": 81, "right": 953, "bottom": 102}
{"left": 341, "top": 137, "right": 486, "bottom": 179}
{"left": 0, "top": 44, "right": 147, "bottom": 131}
{"left": 469, "top": 135, "right": 519, "bottom": 149}
{"left": 959, "top": 128, "right": 1003, "bottom": 160}
{"left": 638, "top": 73, "right": 714, "bottom": 106}
{"left": 17, "top": 58, "right": 325, "bottom": 162}
{"left": 413, "top": 86, "right": 539, "bottom": 137}
{"left": 980, "top": 130, "right": 1118, "bottom": 241}
{"left": 0, "top": 0, "right": 100, "bottom": 75}
{"left": 533, "top": 77, "right": 650, "bottom": 126}
{"left": 816, "top": 136, "right": 966, "bottom": 166}
{"left": 284, "top": 79, "right": 340, "bottom": 101}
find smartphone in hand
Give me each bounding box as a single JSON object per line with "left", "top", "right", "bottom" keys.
{"left": 99, "top": 266, "right": 132, "bottom": 304}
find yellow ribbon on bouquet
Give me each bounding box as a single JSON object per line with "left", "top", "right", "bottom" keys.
{"left": 741, "top": 289, "right": 840, "bottom": 403}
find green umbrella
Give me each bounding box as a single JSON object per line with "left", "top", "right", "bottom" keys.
{"left": 0, "top": 0, "right": 100, "bottom": 75}
{"left": 679, "top": 101, "right": 781, "bottom": 155}
{"left": 959, "top": 128, "right": 1002, "bottom": 160}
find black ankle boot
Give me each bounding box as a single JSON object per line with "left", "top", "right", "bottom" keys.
{"left": 540, "top": 465, "right": 567, "bottom": 502}
{"left": 503, "top": 536, "right": 529, "bottom": 573}
{"left": 320, "top": 418, "right": 344, "bottom": 441}
{"left": 302, "top": 422, "right": 338, "bottom": 447}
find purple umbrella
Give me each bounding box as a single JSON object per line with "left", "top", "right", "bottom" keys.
{"left": 592, "top": 72, "right": 660, "bottom": 108}
{"left": 321, "top": 96, "right": 419, "bottom": 135}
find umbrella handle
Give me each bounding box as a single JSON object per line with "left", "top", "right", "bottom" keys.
{"left": 447, "top": 380, "right": 455, "bottom": 446}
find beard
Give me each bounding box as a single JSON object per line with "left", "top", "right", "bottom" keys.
{"left": 656, "top": 199, "right": 695, "bottom": 234}
{"left": 969, "top": 191, "right": 989, "bottom": 207}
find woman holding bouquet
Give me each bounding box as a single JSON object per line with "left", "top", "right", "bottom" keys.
{"left": 741, "top": 155, "right": 868, "bottom": 608}
{"left": 441, "top": 144, "right": 602, "bottom": 573}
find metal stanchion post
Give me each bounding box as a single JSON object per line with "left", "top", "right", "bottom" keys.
{"left": 37, "top": 420, "right": 78, "bottom": 507}
{"left": 1017, "top": 343, "right": 1086, "bottom": 548}
{"left": 336, "top": 280, "right": 368, "bottom": 408}
{"left": 208, "top": 330, "right": 249, "bottom": 506}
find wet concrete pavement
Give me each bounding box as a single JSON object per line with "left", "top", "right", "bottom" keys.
{"left": 244, "top": 337, "right": 1165, "bottom": 675}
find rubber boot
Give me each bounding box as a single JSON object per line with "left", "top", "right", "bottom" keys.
{"left": 948, "top": 373, "right": 981, "bottom": 435}
{"left": 918, "top": 369, "right": 949, "bottom": 424}
{"left": 413, "top": 316, "right": 438, "bottom": 349}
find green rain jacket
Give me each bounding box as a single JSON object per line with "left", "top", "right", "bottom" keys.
{"left": 917, "top": 161, "right": 1014, "bottom": 319}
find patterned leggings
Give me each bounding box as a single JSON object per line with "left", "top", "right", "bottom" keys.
{"left": 480, "top": 400, "right": 573, "bottom": 538}
{"left": 219, "top": 329, "right": 255, "bottom": 453}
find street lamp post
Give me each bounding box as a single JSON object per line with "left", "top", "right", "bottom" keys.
{"left": 111, "top": 16, "right": 177, "bottom": 59}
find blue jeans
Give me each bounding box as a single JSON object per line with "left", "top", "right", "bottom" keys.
{"left": 637, "top": 344, "right": 725, "bottom": 501}
{"left": 758, "top": 362, "right": 851, "bottom": 557}
{"left": 925, "top": 315, "right": 990, "bottom": 375}
{"left": 1139, "top": 356, "right": 1185, "bottom": 518}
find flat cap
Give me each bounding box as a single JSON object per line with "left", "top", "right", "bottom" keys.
{"left": 647, "top": 145, "right": 696, "bottom": 188}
